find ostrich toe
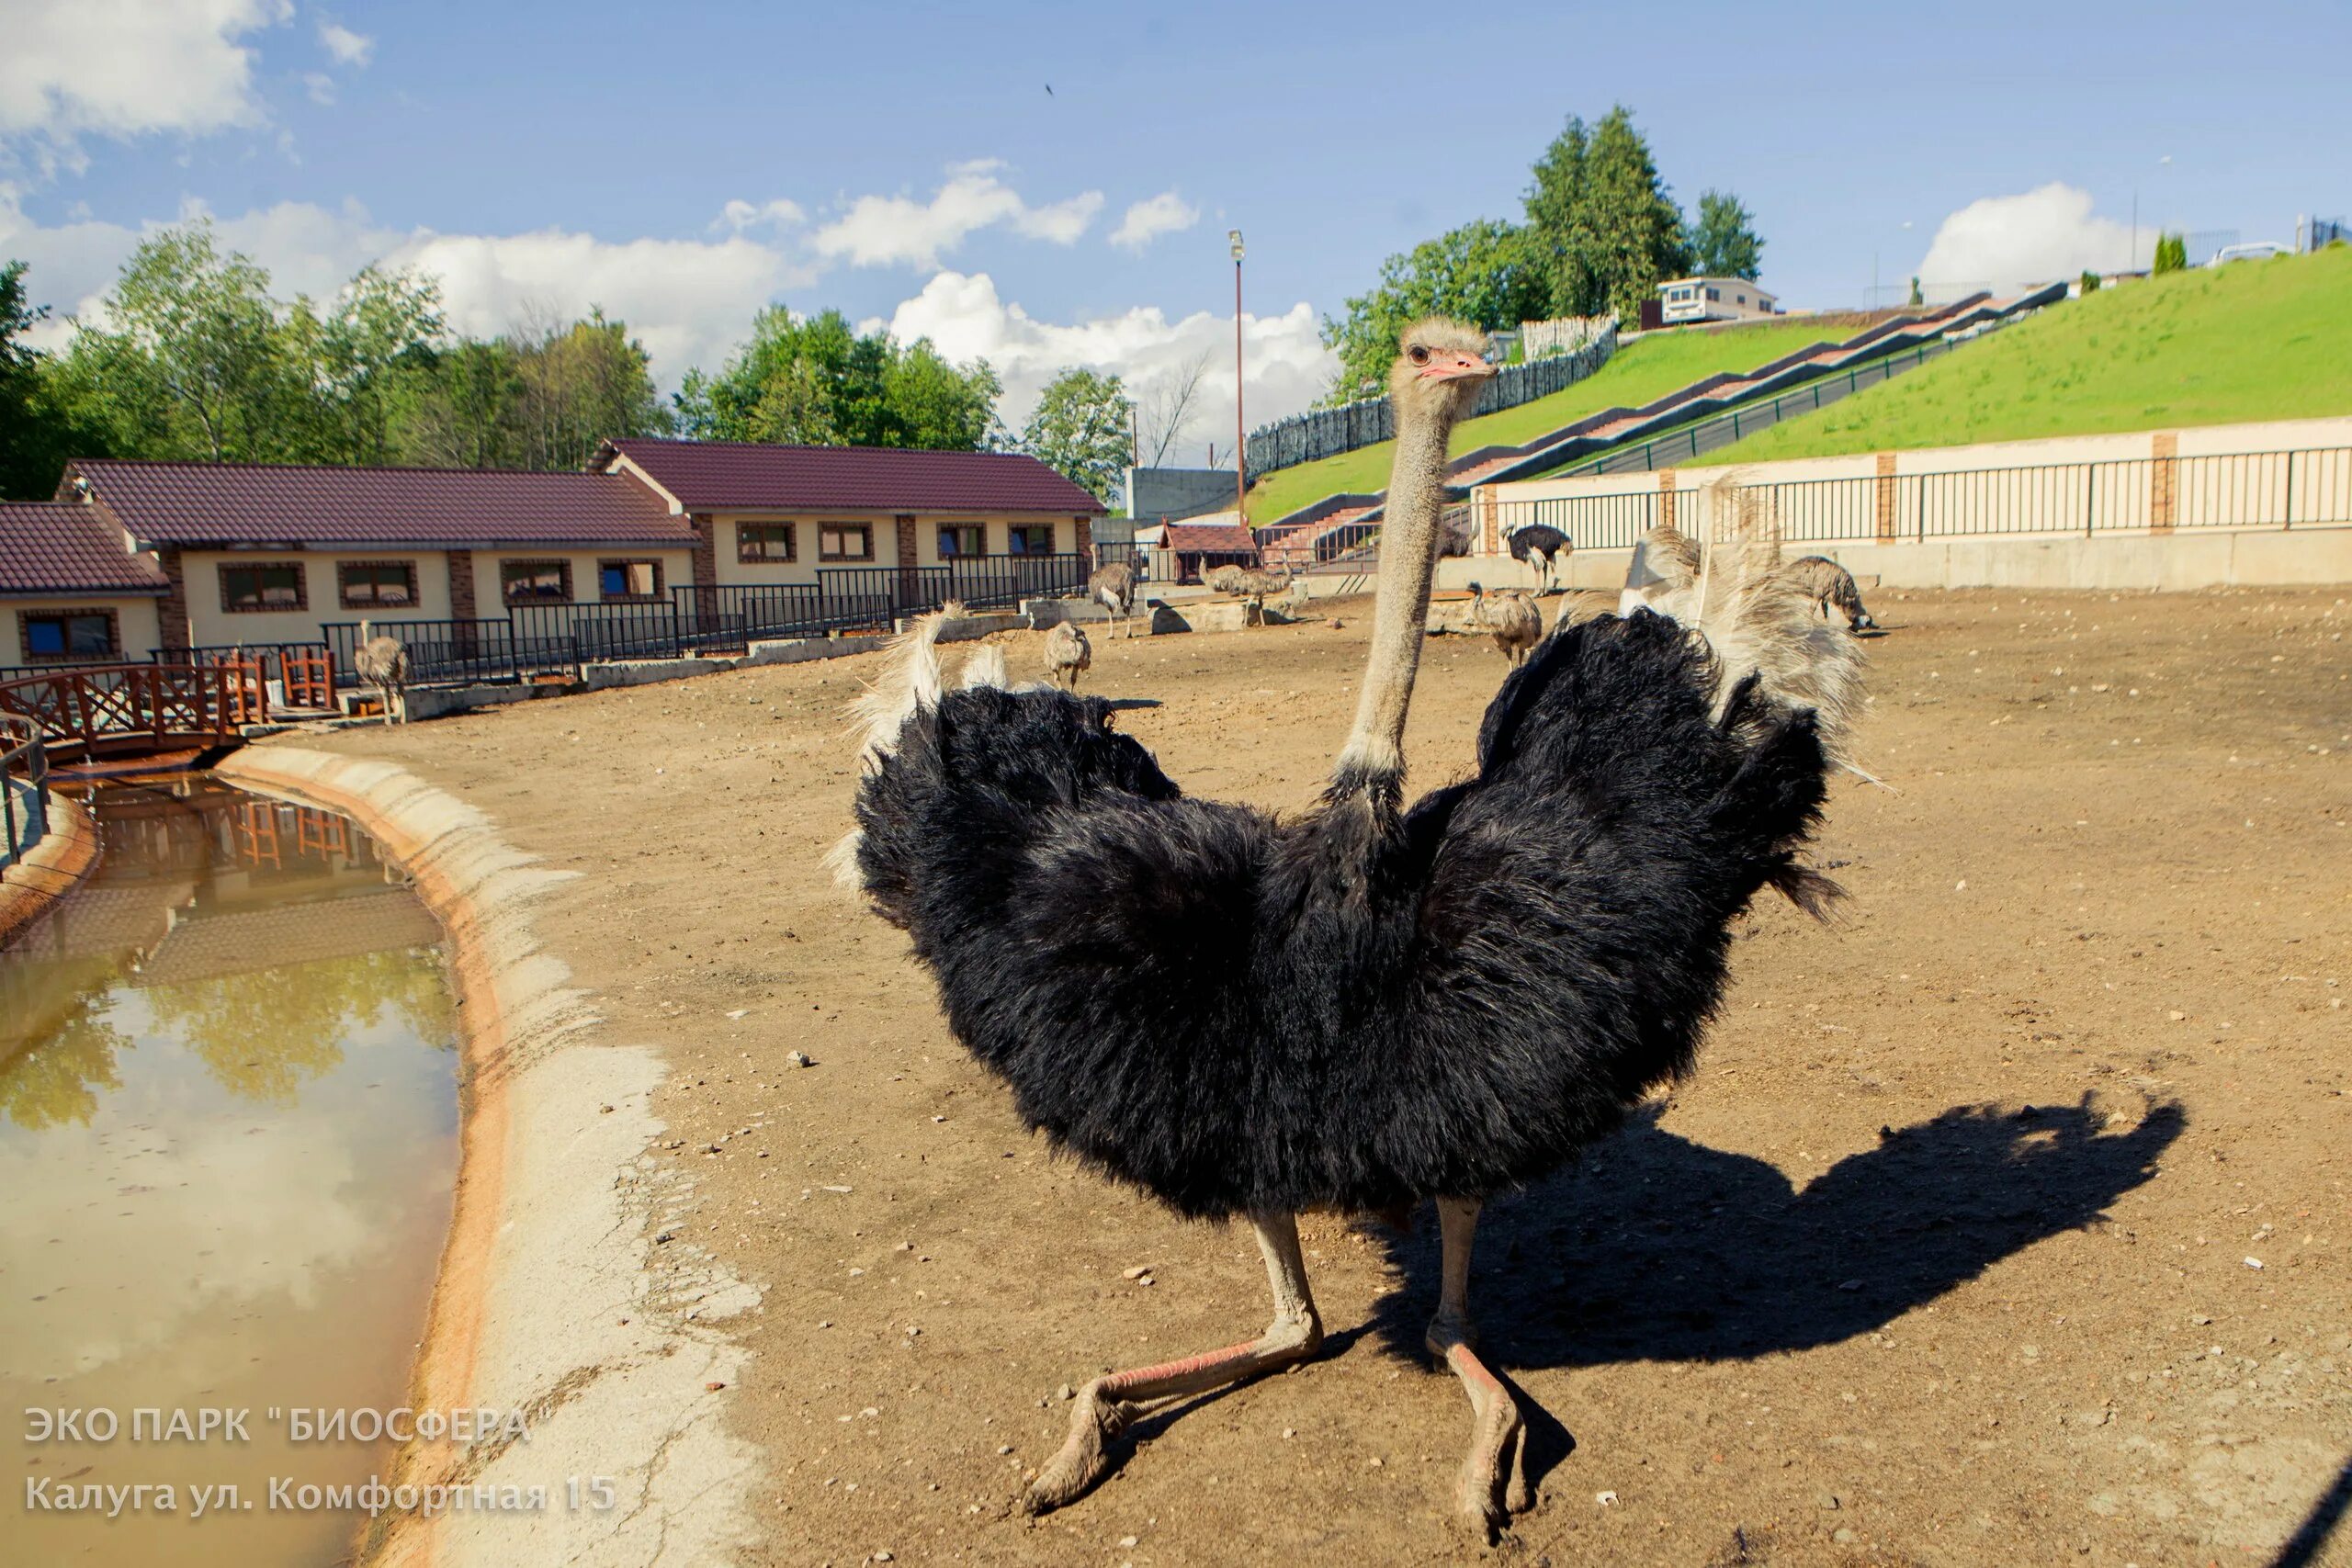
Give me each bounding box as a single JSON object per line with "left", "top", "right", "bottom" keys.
{"left": 1432, "top": 1334, "right": 1531, "bottom": 1540}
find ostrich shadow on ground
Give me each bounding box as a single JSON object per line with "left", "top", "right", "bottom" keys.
{"left": 1359, "top": 1097, "right": 2185, "bottom": 1495}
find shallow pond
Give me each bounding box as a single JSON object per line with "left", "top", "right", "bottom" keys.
{"left": 1, "top": 776, "right": 457, "bottom": 1566}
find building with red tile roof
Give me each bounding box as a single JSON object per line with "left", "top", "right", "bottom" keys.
{"left": 0, "top": 502, "right": 168, "bottom": 666}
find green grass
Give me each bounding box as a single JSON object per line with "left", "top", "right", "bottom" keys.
{"left": 1690, "top": 248, "right": 2352, "bottom": 465}
{"left": 1243, "top": 317, "right": 1872, "bottom": 523}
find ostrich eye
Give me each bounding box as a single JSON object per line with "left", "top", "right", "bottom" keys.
{"left": 1408, "top": 345, "right": 1430, "bottom": 365}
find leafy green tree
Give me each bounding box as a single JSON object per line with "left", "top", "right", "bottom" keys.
{"left": 286, "top": 265, "right": 446, "bottom": 466}
{"left": 2078, "top": 268, "right": 2102, "bottom": 294}
{"left": 0, "top": 260, "right": 111, "bottom": 499}
{"left": 1521, "top": 106, "right": 1692, "bottom": 323}
{"left": 507, "top": 308, "right": 673, "bottom": 468}
{"left": 395, "top": 336, "right": 526, "bottom": 468}
{"left": 1909, "top": 276, "right": 1924, "bottom": 307}
{"left": 2153, "top": 232, "right": 2188, "bottom": 274}
{"left": 1690, "top": 189, "right": 1764, "bottom": 280}
{"left": 1318, "top": 219, "right": 1543, "bottom": 400}
{"left": 71, "top": 220, "right": 300, "bottom": 463}
{"left": 1021, "top": 367, "right": 1130, "bottom": 502}
{"left": 676, "top": 305, "right": 1000, "bottom": 450}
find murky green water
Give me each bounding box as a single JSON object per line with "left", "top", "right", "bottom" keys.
{"left": 1, "top": 778, "right": 458, "bottom": 1566}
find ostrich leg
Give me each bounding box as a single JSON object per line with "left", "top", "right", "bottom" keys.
{"left": 1427, "top": 1196, "right": 1531, "bottom": 1539}
{"left": 1024, "top": 1210, "right": 1323, "bottom": 1514}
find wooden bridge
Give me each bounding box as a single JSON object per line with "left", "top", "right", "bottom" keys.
{"left": 0, "top": 663, "right": 265, "bottom": 765}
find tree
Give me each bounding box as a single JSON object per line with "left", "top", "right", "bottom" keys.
{"left": 1022, "top": 367, "right": 1130, "bottom": 502}
{"left": 0, "top": 260, "right": 109, "bottom": 500}
{"left": 1690, "top": 189, "right": 1764, "bottom": 280}
{"left": 675, "top": 305, "right": 1001, "bottom": 451}
{"left": 1908, "top": 276, "right": 1924, "bottom": 308}
{"left": 2078, "top": 268, "right": 2102, "bottom": 295}
{"left": 1319, "top": 219, "right": 1542, "bottom": 401}
{"left": 73, "top": 220, "right": 298, "bottom": 463}
{"left": 395, "top": 337, "right": 526, "bottom": 468}
{"left": 508, "top": 306, "right": 673, "bottom": 468}
{"left": 1133, "top": 350, "right": 1211, "bottom": 468}
{"left": 286, "top": 265, "right": 445, "bottom": 466}
{"left": 2153, "top": 232, "right": 2188, "bottom": 275}
{"left": 1521, "top": 106, "right": 1691, "bottom": 323}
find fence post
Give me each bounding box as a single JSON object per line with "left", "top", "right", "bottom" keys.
{"left": 2283, "top": 449, "right": 2296, "bottom": 529}
{"left": 2084, "top": 465, "right": 2097, "bottom": 537}
{"left": 1657, "top": 470, "right": 1678, "bottom": 535}
{"left": 1873, "top": 454, "right": 1899, "bottom": 543}
{"left": 2149, "top": 433, "right": 2179, "bottom": 533}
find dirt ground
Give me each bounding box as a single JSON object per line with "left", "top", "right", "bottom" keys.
{"left": 291, "top": 585, "right": 2352, "bottom": 1568}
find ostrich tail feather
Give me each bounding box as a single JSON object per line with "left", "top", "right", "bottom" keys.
{"left": 847, "top": 605, "right": 953, "bottom": 765}
{"left": 1629, "top": 476, "right": 1868, "bottom": 769}
{"left": 959, "top": 643, "right": 1009, "bottom": 690}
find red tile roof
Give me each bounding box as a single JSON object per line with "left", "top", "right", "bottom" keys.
{"left": 0, "top": 502, "right": 169, "bottom": 595}
{"left": 602, "top": 438, "right": 1108, "bottom": 514}
{"left": 1159, "top": 523, "right": 1260, "bottom": 555}
{"left": 71, "top": 458, "right": 693, "bottom": 548}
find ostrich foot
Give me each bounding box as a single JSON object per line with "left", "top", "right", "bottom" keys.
{"left": 1430, "top": 1332, "right": 1530, "bottom": 1540}
{"left": 1023, "top": 1325, "right": 1317, "bottom": 1513}
{"left": 1024, "top": 1211, "right": 1322, "bottom": 1516}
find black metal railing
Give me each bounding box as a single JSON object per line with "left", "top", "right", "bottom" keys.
{"left": 1498, "top": 445, "right": 2352, "bottom": 550}
{"left": 1, "top": 715, "right": 49, "bottom": 871}
{"left": 321, "top": 618, "right": 580, "bottom": 687}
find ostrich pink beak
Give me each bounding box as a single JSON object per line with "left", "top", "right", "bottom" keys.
{"left": 1419, "top": 351, "right": 1498, "bottom": 382}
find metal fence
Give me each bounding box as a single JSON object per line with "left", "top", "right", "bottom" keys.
{"left": 321, "top": 618, "right": 582, "bottom": 687}
{"left": 1246, "top": 321, "right": 1619, "bottom": 478}
{"left": 1498, "top": 445, "right": 2352, "bottom": 552}
{"left": 1, "top": 715, "right": 48, "bottom": 871}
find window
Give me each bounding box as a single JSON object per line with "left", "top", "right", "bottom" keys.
{"left": 338, "top": 560, "right": 417, "bottom": 610}
{"left": 220, "top": 561, "right": 306, "bottom": 613}
{"left": 1705, "top": 286, "right": 1721, "bottom": 301}
{"left": 819, "top": 524, "right": 873, "bottom": 562}
{"left": 500, "top": 559, "right": 571, "bottom": 604}
{"left": 598, "top": 559, "right": 662, "bottom": 601}
{"left": 936, "top": 523, "right": 984, "bottom": 558}
{"left": 738, "top": 523, "right": 797, "bottom": 562}
{"left": 21, "top": 609, "right": 119, "bottom": 661}
{"left": 1007, "top": 525, "right": 1053, "bottom": 556}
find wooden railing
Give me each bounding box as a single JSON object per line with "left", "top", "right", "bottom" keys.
{"left": 0, "top": 715, "right": 49, "bottom": 869}
{"left": 0, "top": 662, "right": 264, "bottom": 761}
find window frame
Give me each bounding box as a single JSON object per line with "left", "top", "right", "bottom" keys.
{"left": 336, "top": 558, "right": 420, "bottom": 611}
{"left": 19, "top": 607, "right": 121, "bottom": 662}
{"left": 499, "top": 558, "right": 573, "bottom": 605}
{"left": 736, "top": 522, "right": 797, "bottom": 564}
{"left": 219, "top": 559, "right": 308, "bottom": 615}
{"left": 818, "top": 523, "right": 874, "bottom": 563}
{"left": 1006, "top": 524, "right": 1054, "bottom": 557}
{"left": 596, "top": 558, "right": 665, "bottom": 603}
{"left": 935, "top": 522, "right": 985, "bottom": 559}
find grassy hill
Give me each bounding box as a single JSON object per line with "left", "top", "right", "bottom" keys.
{"left": 1691, "top": 247, "right": 2352, "bottom": 465}
{"left": 1242, "top": 317, "right": 1873, "bottom": 523}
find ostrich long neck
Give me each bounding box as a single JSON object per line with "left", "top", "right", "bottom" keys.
{"left": 1333, "top": 392, "right": 1456, "bottom": 789}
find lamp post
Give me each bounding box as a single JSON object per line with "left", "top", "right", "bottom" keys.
{"left": 1229, "top": 229, "right": 1245, "bottom": 522}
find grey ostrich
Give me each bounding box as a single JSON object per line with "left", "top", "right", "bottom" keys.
{"left": 1087, "top": 560, "right": 1138, "bottom": 639}
{"left": 840, "top": 319, "right": 1860, "bottom": 1538}
{"left": 1781, "top": 556, "right": 1877, "bottom": 632}
{"left": 1042, "top": 618, "right": 1091, "bottom": 691}
{"left": 1467, "top": 581, "right": 1544, "bottom": 666}
{"left": 352, "top": 620, "right": 410, "bottom": 725}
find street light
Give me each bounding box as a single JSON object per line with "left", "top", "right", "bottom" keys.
{"left": 1229, "top": 229, "right": 1245, "bottom": 522}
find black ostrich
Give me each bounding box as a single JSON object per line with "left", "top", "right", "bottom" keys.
{"left": 1508, "top": 520, "right": 1569, "bottom": 593}
{"left": 841, "top": 320, "right": 1857, "bottom": 1537}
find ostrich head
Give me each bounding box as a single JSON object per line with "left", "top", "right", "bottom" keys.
{"left": 1333, "top": 319, "right": 1496, "bottom": 791}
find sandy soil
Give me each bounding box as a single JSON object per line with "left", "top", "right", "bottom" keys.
{"left": 287, "top": 586, "right": 2352, "bottom": 1568}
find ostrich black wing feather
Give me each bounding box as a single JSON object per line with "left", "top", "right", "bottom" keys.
{"left": 852, "top": 609, "right": 1829, "bottom": 1219}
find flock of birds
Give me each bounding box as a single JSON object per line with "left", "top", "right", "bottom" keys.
{"left": 838, "top": 318, "right": 1881, "bottom": 1540}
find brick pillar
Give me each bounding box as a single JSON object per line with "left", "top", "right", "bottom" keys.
{"left": 1873, "top": 452, "right": 1899, "bottom": 542}
{"left": 1477, "top": 485, "right": 1498, "bottom": 556}
{"left": 895, "top": 513, "right": 919, "bottom": 608}
{"left": 689, "top": 513, "right": 719, "bottom": 590}
{"left": 1657, "top": 470, "right": 1678, "bottom": 535}
{"left": 155, "top": 546, "right": 190, "bottom": 651}
{"left": 2149, "top": 433, "right": 2178, "bottom": 532}
{"left": 447, "top": 549, "right": 477, "bottom": 620}
{"left": 1073, "top": 514, "right": 1093, "bottom": 565}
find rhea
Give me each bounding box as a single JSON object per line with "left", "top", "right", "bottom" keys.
{"left": 840, "top": 320, "right": 1856, "bottom": 1536}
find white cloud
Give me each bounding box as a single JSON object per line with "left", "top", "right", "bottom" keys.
{"left": 1109, "top": 191, "right": 1200, "bottom": 253}
{"left": 0, "top": 187, "right": 813, "bottom": 380}
{"left": 716, "top": 197, "right": 806, "bottom": 234}
{"left": 0, "top": 0, "right": 290, "bottom": 155}
{"left": 812, "top": 166, "right": 1103, "bottom": 268}
{"left": 1917, "top": 183, "right": 2142, "bottom": 292}
{"left": 316, "top": 19, "right": 374, "bottom": 67}
{"left": 877, "top": 269, "right": 1334, "bottom": 439}
{"left": 302, "top": 71, "right": 337, "bottom": 107}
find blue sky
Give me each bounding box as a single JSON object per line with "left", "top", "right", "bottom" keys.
{"left": 4, "top": 0, "right": 2346, "bottom": 438}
